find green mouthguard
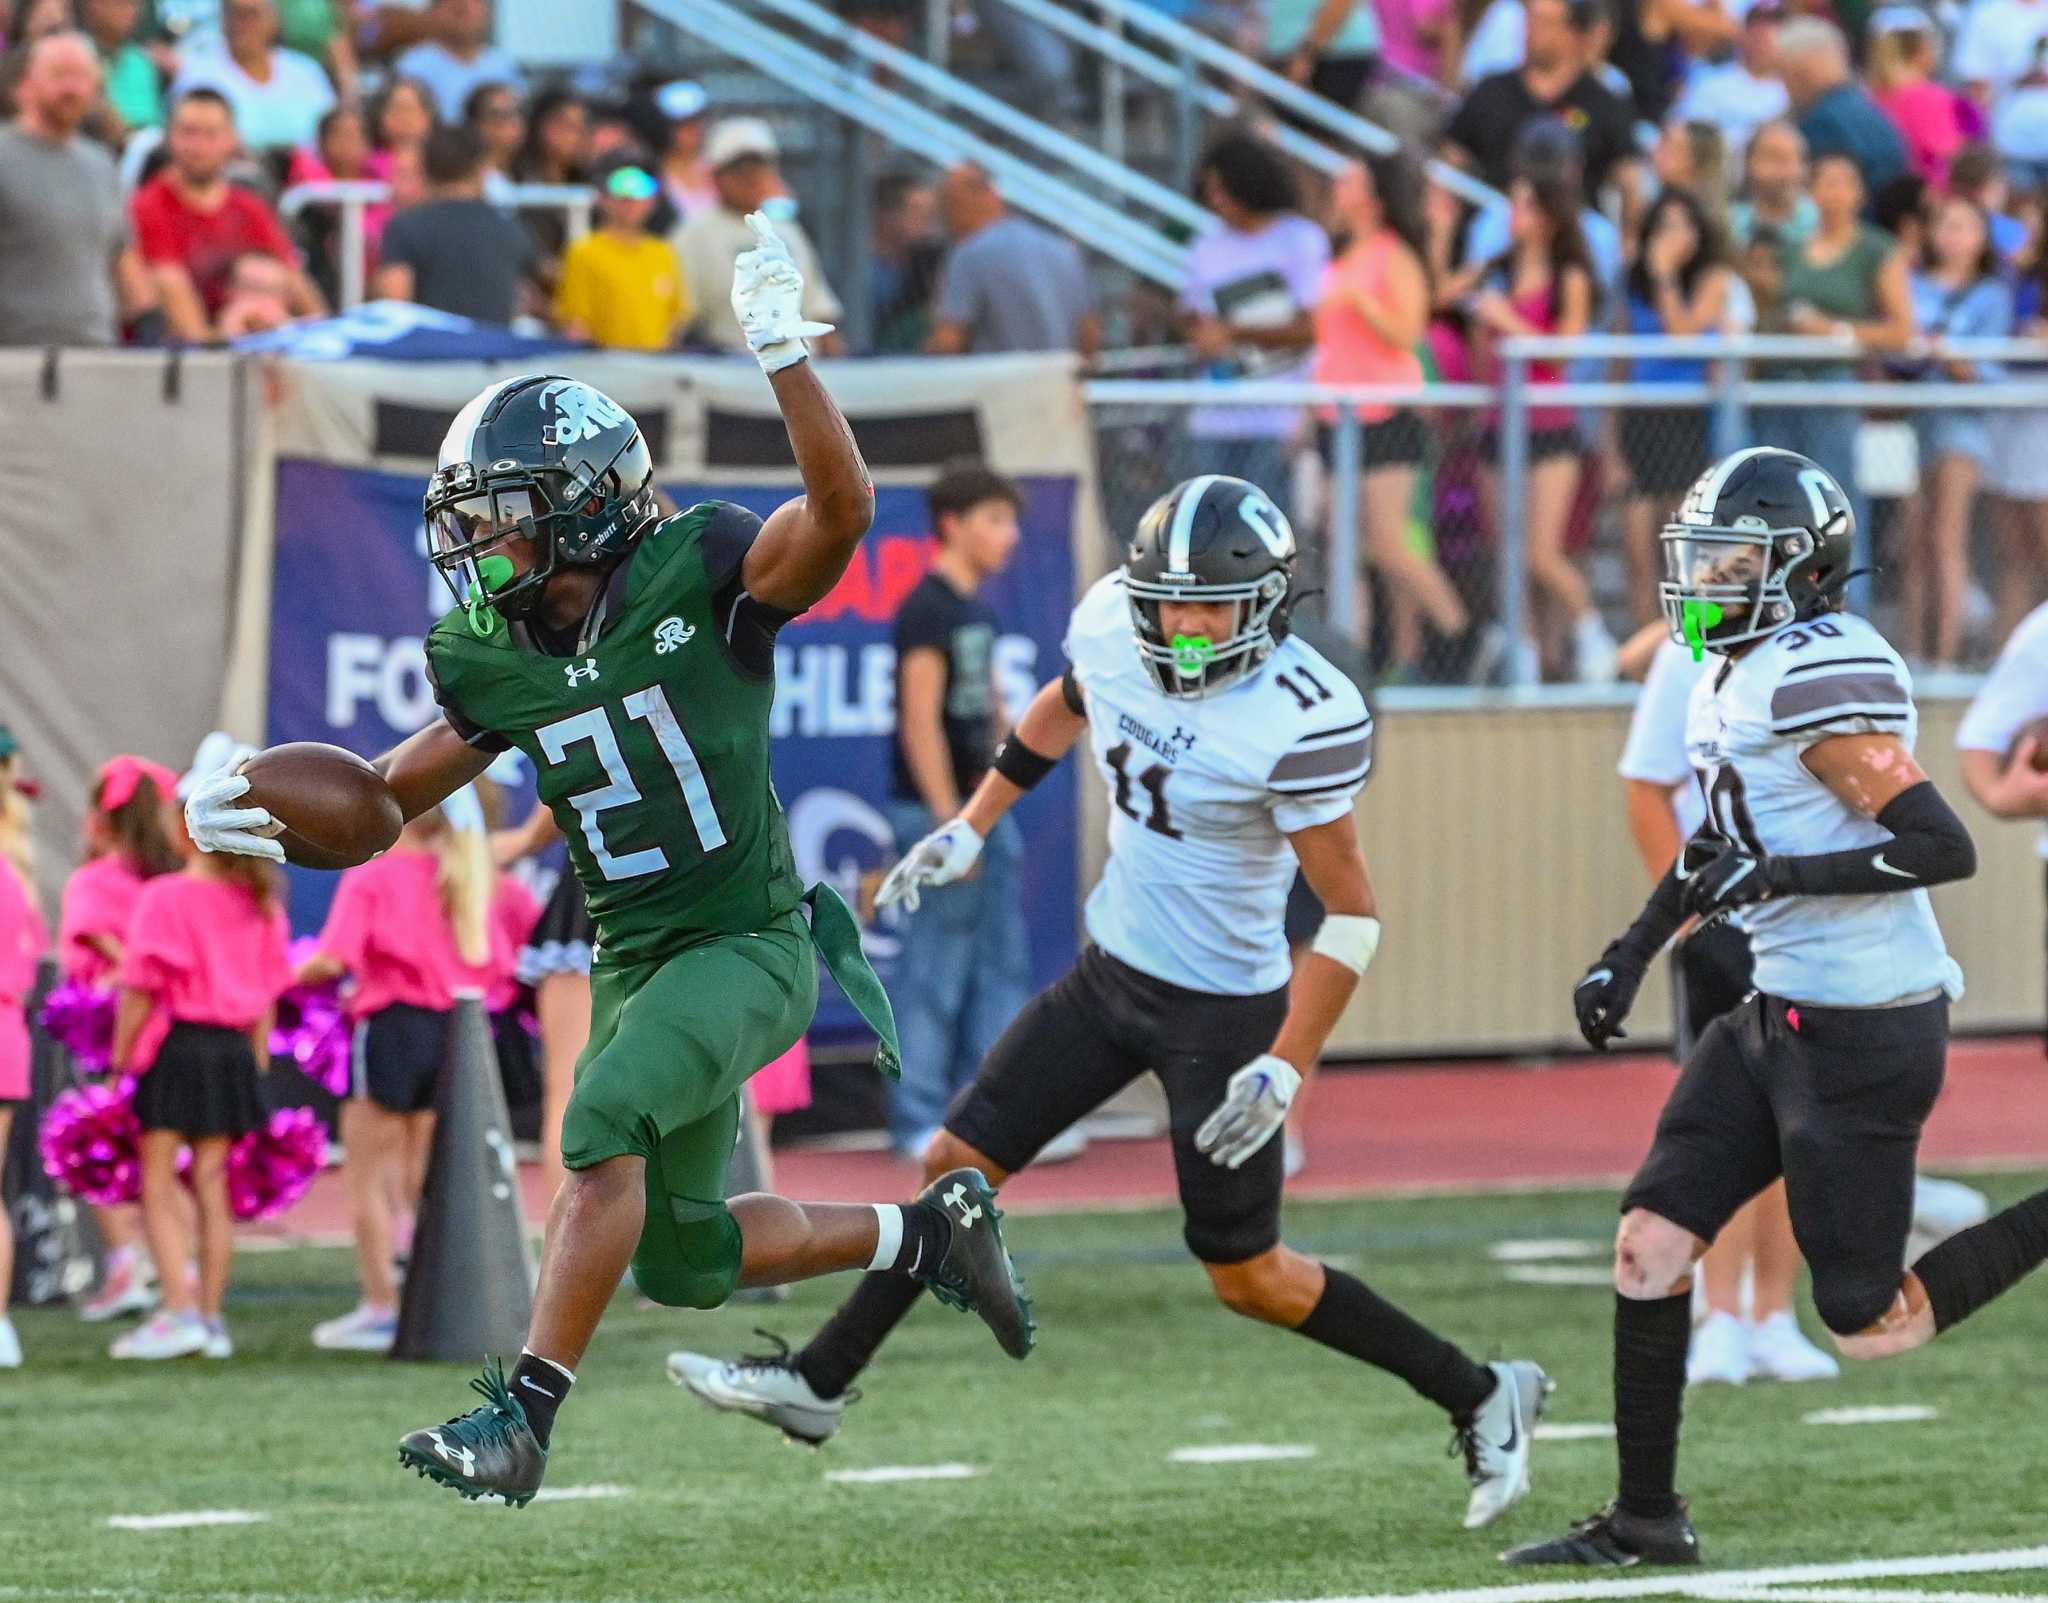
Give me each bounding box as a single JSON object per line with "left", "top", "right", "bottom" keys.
{"left": 1681, "top": 599, "right": 1725, "bottom": 662}
{"left": 1169, "top": 633, "right": 1216, "bottom": 676}
{"left": 464, "top": 554, "right": 517, "bottom": 638}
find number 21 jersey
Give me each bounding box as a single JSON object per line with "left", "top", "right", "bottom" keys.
{"left": 1684, "top": 611, "right": 1962, "bottom": 1007}
{"left": 1065, "top": 573, "right": 1373, "bottom": 996}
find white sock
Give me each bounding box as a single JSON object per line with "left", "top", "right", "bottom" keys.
{"left": 867, "top": 1204, "right": 904, "bottom": 1273}
{"left": 520, "top": 1347, "right": 577, "bottom": 1385}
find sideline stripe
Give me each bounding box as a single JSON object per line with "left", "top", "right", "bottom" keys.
{"left": 1802, "top": 1405, "right": 1940, "bottom": 1427}
{"left": 825, "top": 1463, "right": 979, "bottom": 1484}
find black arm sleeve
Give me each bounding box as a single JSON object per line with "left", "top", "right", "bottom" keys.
{"left": 700, "top": 501, "right": 801, "bottom": 678}
{"left": 1060, "top": 666, "right": 1085, "bottom": 715}
{"left": 1769, "top": 780, "right": 1977, "bottom": 896}
{"left": 1606, "top": 856, "right": 1689, "bottom": 975}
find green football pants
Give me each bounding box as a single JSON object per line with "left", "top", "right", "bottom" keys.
{"left": 558, "top": 909, "right": 816, "bottom": 1309}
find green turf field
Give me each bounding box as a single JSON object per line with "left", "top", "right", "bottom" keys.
{"left": 6, "top": 1174, "right": 2046, "bottom": 1603}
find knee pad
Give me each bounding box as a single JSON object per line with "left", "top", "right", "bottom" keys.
{"left": 631, "top": 1200, "right": 742, "bottom": 1310}
{"left": 1811, "top": 1263, "right": 1901, "bottom": 1337}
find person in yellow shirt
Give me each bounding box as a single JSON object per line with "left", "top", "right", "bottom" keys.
{"left": 553, "top": 155, "right": 691, "bottom": 350}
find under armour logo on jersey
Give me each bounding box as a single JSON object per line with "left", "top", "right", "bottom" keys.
{"left": 942, "top": 1182, "right": 982, "bottom": 1228}
{"left": 565, "top": 658, "right": 600, "bottom": 687}
{"left": 427, "top": 1431, "right": 475, "bottom": 1474}
{"left": 653, "top": 617, "right": 696, "bottom": 655}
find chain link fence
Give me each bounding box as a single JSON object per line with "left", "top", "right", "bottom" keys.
{"left": 1086, "top": 340, "right": 2048, "bottom": 690}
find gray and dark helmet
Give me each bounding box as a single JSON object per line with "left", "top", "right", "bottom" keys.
{"left": 423, "top": 374, "right": 659, "bottom": 624}
{"left": 1124, "top": 475, "right": 1297, "bottom": 697}
{"left": 1660, "top": 446, "right": 1856, "bottom": 652}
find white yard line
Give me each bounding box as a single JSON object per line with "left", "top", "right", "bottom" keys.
{"left": 1261, "top": 1545, "right": 2048, "bottom": 1603}
{"left": 1168, "top": 1443, "right": 1318, "bottom": 1464}
{"left": 1801, "top": 1406, "right": 1941, "bottom": 1427}
{"left": 1531, "top": 1422, "right": 1616, "bottom": 1441}
{"left": 823, "top": 1463, "right": 980, "bottom": 1484}
{"left": 1503, "top": 1266, "right": 1614, "bottom": 1286}
{"left": 104, "top": 1511, "right": 270, "bottom": 1531}
{"left": 1693, "top": 1588, "right": 2048, "bottom": 1603}
{"left": 530, "top": 1483, "right": 632, "bottom": 1502}
{"left": 1490, "top": 1239, "right": 1606, "bottom": 1261}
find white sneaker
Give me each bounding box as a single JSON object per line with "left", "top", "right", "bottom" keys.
{"left": 202, "top": 1319, "right": 234, "bottom": 1360}
{"left": 79, "top": 1255, "right": 158, "bottom": 1323}
{"left": 1909, "top": 1175, "right": 1990, "bottom": 1261}
{"left": 668, "top": 1344, "right": 848, "bottom": 1446}
{"left": 1457, "top": 1358, "right": 1552, "bottom": 1529}
{"left": 1746, "top": 1311, "right": 1839, "bottom": 1382}
{"left": 1574, "top": 614, "right": 1620, "bottom": 684}
{"left": 111, "top": 1310, "right": 208, "bottom": 1360}
{"left": 311, "top": 1303, "right": 398, "bottom": 1353}
{"left": 0, "top": 1316, "right": 20, "bottom": 1369}
{"left": 1686, "top": 1310, "right": 1749, "bottom": 1387}
{"left": 1034, "top": 1124, "right": 1090, "bottom": 1164}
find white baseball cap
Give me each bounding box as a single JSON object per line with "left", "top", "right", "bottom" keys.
{"left": 705, "top": 117, "right": 779, "bottom": 171}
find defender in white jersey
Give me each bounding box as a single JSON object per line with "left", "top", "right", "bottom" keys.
{"left": 1510, "top": 449, "right": 2048, "bottom": 1569}
{"left": 673, "top": 476, "right": 1554, "bottom": 1532}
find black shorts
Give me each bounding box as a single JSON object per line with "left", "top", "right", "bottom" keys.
{"left": 945, "top": 944, "right": 1290, "bottom": 1264}
{"left": 1625, "top": 991, "right": 1949, "bottom": 1335}
{"left": 1480, "top": 425, "right": 1580, "bottom": 464}
{"left": 1317, "top": 411, "right": 1427, "bottom": 470}
{"left": 1669, "top": 916, "right": 1753, "bottom": 1062}
{"left": 1619, "top": 409, "right": 1710, "bottom": 498}
{"left": 133, "top": 1023, "right": 265, "bottom": 1140}
{"left": 521, "top": 872, "right": 594, "bottom": 982}
{"left": 352, "top": 1003, "right": 451, "bottom": 1116}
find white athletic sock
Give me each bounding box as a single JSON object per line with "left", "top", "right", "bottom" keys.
{"left": 867, "top": 1204, "right": 904, "bottom": 1273}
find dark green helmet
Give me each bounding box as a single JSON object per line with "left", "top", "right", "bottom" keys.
{"left": 424, "top": 374, "right": 658, "bottom": 625}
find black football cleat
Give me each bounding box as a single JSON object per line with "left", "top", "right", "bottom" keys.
{"left": 397, "top": 1357, "right": 548, "bottom": 1508}
{"left": 913, "top": 1167, "right": 1037, "bottom": 1359}
{"left": 1501, "top": 1500, "right": 1702, "bottom": 1566}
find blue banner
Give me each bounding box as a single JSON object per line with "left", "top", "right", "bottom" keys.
{"left": 265, "top": 460, "right": 1079, "bottom": 1041}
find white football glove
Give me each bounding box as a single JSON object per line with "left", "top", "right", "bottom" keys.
{"left": 183, "top": 767, "right": 285, "bottom": 862}
{"left": 1194, "top": 1053, "right": 1301, "bottom": 1170}
{"left": 731, "top": 211, "right": 835, "bottom": 374}
{"left": 875, "top": 818, "right": 985, "bottom": 914}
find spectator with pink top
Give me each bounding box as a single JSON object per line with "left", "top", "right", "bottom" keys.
{"left": 108, "top": 836, "right": 291, "bottom": 1360}
{"left": 0, "top": 726, "right": 44, "bottom": 1370}
{"left": 1868, "top": 7, "right": 1972, "bottom": 189}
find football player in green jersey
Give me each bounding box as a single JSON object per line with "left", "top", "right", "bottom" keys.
{"left": 184, "top": 215, "right": 1035, "bottom": 1506}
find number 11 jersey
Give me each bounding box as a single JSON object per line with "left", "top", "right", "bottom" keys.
{"left": 1683, "top": 610, "right": 1962, "bottom": 1008}
{"left": 1064, "top": 573, "right": 1373, "bottom": 997}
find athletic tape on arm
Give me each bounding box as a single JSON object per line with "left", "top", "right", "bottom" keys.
{"left": 1310, "top": 914, "right": 1382, "bottom": 976}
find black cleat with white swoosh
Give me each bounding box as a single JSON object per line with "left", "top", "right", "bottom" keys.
{"left": 911, "top": 1167, "right": 1037, "bottom": 1359}
{"left": 1501, "top": 1500, "right": 1702, "bottom": 1566}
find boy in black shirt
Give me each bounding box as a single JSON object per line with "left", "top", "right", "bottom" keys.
{"left": 1443, "top": 0, "right": 1639, "bottom": 196}
{"left": 884, "top": 463, "right": 1032, "bottom": 1161}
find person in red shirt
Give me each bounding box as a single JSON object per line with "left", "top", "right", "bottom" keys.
{"left": 130, "top": 87, "right": 325, "bottom": 341}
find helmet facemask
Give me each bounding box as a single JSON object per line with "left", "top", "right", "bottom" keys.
{"left": 1124, "top": 569, "right": 1291, "bottom": 697}
{"left": 1658, "top": 518, "right": 1821, "bottom": 652}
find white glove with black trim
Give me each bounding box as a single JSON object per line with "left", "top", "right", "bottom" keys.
{"left": 1194, "top": 1053, "right": 1301, "bottom": 1170}
{"left": 875, "top": 818, "right": 985, "bottom": 914}
{"left": 730, "top": 211, "right": 835, "bottom": 374}
{"left": 183, "top": 767, "right": 285, "bottom": 862}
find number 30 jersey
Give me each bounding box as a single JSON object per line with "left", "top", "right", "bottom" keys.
{"left": 1684, "top": 611, "right": 1962, "bottom": 1008}
{"left": 1065, "top": 573, "right": 1373, "bottom": 996}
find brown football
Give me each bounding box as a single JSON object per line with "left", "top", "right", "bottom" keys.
{"left": 2006, "top": 715, "right": 2048, "bottom": 774}
{"left": 239, "top": 743, "right": 403, "bottom": 870}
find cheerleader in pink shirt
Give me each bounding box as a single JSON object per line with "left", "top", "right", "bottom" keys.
{"left": 300, "top": 793, "right": 501, "bottom": 1353}
{"left": 0, "top": 727, "right": 47, "bottom": 1369}
{"left": 58, "top": 755, "right": 185, "bottom": 1325}
{"left": 108, "top": 849, "right": 291, "bottom": 1360}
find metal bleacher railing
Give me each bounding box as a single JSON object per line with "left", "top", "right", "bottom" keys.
{"left": 1087, "top": 333, "right": 2048, "bottom": 689}
{"left": 642, "top": 0, "right": 1194, "bottom": 288}
{"left": 964, "top": 0, "right": 1499, "bottom": 207}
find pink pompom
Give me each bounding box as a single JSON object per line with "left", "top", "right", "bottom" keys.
{"left": 39, "top": 1078, "right": 142, "bottom": 1205}
{"left": 271, "top": 956, "right": 351, "bottom": 1099}
{"left": 38, "top": 981, "right": 117, "bottom": 1074}
{"left": 227, "top": 1106, "right": 328, "bottom": 1222}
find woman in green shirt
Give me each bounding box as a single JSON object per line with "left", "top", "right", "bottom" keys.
{"left": 1755, "top": 151, "right": 1913, "bottom": 564}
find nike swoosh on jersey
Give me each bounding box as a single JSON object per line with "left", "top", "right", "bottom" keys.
{"left": 1873, "top": 854, "right": 1917, "bottom": 879}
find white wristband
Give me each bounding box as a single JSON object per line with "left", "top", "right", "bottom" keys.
{"left": 1310, "top": 913, "right": 1381, "bottom": 976}
{"left": 754, "top": 338, "right": 810, "bottom": 375}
